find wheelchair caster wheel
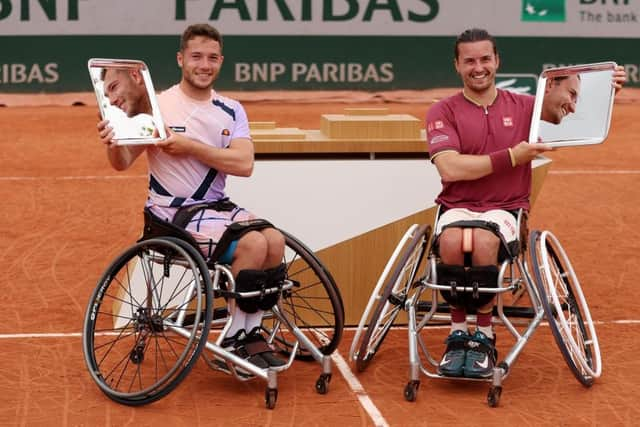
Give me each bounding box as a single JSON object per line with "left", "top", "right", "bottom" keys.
{"left": 487, "top": 386, "right": 502, "bottom": 407}
{"left": 404, "top": 380, "right": 420, "bottom": 402}
{"left": 315, "top": 373, "right": 331, "bottom": 394}
{"left": 265, "top": 388, "right": 278, "bottom": 409}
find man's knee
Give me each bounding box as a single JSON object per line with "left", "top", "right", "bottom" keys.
{"left": 261, "top": 228, "right": 285, "bottom": 257}
{"left": 438, "top": 228, "right": 463, "bottom": 264}
{"left": 235, "top": 231, "right": 268, "bottom": 259}
{"left": 472, "top": 229, "right": 500, "bottom": 264}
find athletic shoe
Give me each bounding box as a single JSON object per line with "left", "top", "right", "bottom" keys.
{"left": 464, "top": 330, "right": 497, "bottom": 378}
{"left": 221, "top": 329, "right": 269, "bottom": 369}
{"left": 244, "top": 327, "right": 287, "bottom": 368}
{"left": 437, "top": 330, "right": 470, "bottom": 377}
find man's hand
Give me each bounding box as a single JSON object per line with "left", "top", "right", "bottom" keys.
{"left": 511, "top": 141, "right": 555, "bottom": 166}
{"left": 97, "top": 119, "right": 115, "bottom": 146}
{"left": 612, "top": 65, "right": 627, "bottom": 94}
{"left": 97, "top": 118, "right": 146, "bottom": 170}
{"left": 155, "top": 127, "right": 195, "bottom": 156}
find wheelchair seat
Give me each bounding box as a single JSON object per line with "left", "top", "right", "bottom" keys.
{"left": 140, "top": 206, "right": 274, "bottom": 267}
{"left": 432, "top": 208, "right": 528, "bottom": 263}
{"left": 140, "top": 207, "right": 201, "bottom": 252}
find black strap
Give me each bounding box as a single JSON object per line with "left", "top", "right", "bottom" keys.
{"left": 139, "top": 207, "right": 201, "bottom": 251}
{"left": 171, "top": 198, "right": 238, "bottom": 229}
{"left": 210, "top": 219, "right": 275, "bottom": 262}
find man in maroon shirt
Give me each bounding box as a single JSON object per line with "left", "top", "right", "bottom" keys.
{"left": 426, "top": 28, "right": 624, "bottom": 378}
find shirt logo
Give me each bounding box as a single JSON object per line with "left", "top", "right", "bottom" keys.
{"left": 503, "top": 117, "right": 513, "bottom": 127}
{"left": 430, "top": 135, "right": 449, "bottom": 145}
{"left": 435, "top": 120, "right": 444, "bottom": 129}
{"left": 221, "top": 129, "right": 230, "bottom": 136}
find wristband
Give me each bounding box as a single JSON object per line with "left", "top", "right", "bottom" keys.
{"left": 489, "top": 148, "right": 512, "bottom": 174}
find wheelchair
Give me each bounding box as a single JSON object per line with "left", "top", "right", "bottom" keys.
{"left": 82, "top": 206, "right": 344, "bottom": 409}
{"left": 349, "top": 208, "right": 601, "bottom": 407}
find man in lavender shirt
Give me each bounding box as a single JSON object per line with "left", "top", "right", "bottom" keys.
{"left": 97, "top": 24, "right": 286, "bottom": 369}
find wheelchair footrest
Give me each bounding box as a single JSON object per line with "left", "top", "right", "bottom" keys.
{"left": 217, "top": 280, "right": 294, "bottom": 300}
{"left": 182, "top": 307, "right": 229, "bottom": 326}
{"left": 416, "top": 301, "right": 535, "bottom": 318}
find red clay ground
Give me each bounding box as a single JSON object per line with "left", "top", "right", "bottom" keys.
{"left": 1, "top": 95, "right": 639, "bottom": 426}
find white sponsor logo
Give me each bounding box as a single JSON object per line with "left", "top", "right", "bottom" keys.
{"left": 475, "top": 355, "right": 489, "bottom": 369}
{"left": 430, "top": 135, "right": 449, "bottom": 145}
{"left": 235, "top": 62, "right": 394, "bottom": 84}
{"left": 440, "top": 354, "right": 451, "bottom": 366}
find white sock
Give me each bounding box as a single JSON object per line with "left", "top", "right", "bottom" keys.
{"left": 451, "top": 321, "right": 468, "bottom": 334}
{"left": 477, "top": 325, "right": 493, "bottom": 339}
{"left": 244, "top": 310, "right": 265, "bottom": 333}
{"left": 225, "top": 305, "right": 247, "bottom": 337}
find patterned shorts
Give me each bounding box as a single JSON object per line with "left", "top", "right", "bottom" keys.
{"left": 150, "top": 204, "right": 256, "bottom": 259}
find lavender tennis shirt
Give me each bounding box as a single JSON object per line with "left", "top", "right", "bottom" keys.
{"left": 147, "top": 85, "right": 251, "bottom": 209}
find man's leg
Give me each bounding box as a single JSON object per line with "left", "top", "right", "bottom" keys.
{"left": 227, "top": 231, "right": 269, "bottom": 336}
{"left": 219, "top": 231, "right": 271, "bottom": 368}
{"left": 464, "top": 228, "right": 500, "bottom": 378}
{"left": 471, "top": 228, "right": 499, "bottom": 338}
{"left": 437, "top": 228, "right": 471, "bottom": 377}
{"left": 230, "top": 229, "right": 288, "bottom": 367}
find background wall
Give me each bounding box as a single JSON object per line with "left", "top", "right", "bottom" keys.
{"left": 1, "top": 0, "right": 638, "bottom": 93}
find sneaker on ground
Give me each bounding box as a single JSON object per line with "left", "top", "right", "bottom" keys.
{"left": 437, "top": 330, "right": 470, "bottom": 377}
{"left": 464, "top": 330, "right": 497, "bottom": 378}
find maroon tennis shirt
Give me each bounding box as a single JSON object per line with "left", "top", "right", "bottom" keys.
{"left": 426, "top": 89, "right": 535, "bottom": 212}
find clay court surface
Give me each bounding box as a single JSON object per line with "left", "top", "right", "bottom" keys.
{"left": 2, "top": 91, "right": 640, "bottom": 426}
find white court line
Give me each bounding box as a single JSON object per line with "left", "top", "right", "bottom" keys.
{"left": 0, "top": 332, "right": 83, "bottom": 338}
{"left": 0, "top": 175, "right": 147, "bottom": 181}
{"left": 308, "top": 328, "right": 389, "bottom": 427}
{"left": 329, "top": 350, "right": 389, "bottom": 427}
{"left": 2, "top": 170, "right": 640, "bottom": 182}
{"left": 2, "top": 319, "right": 639, "bottom": 339}
{"left": 549, "top": 170, "right": 640, "bottom": 175}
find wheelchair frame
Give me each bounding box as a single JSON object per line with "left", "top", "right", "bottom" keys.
{"left": 350, "top": 213, "right": 601, "bottom": 407}
{"left": 82, "top": 212, "right": 344, "bottom": 409}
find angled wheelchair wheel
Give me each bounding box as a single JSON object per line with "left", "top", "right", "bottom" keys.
{"left": 354, "top": 224, "right": 431, "bottom": 372}
{"left": 263, "top": 230, "right": 344, "bottom": 360}
{"left": 82, "top": 237, "right": 213, "bottom": 405}
{"left": 530, "top": 230, "right": 600, "bottom": 386}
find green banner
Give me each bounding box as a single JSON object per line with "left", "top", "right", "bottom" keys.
{"left": 521, "top": 0, "right": 567, "bottom": 22}
{"left": 0, "top": 35, "right": 638, "bottom": 93}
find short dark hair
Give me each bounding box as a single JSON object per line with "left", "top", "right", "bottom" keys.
{"left": 550, "top": 74, "right": 581, "bottom": 83}
{"left": 180, "top": 24, "right": 223, "bottom": 52}
{"left": 454, "top": 28, "right": 497, "bottom": 60}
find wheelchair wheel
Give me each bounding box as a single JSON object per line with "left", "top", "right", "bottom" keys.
{"left": 82, "top": 237, "right": 213, "bottom": 405}
{"left": 354, "top": 224, "right": 431, "bottom": 372}
{"left": 263, "top": 230, "right": 344, "bottom": 360}
{"left": 529, "top": 230, "right": 601, "bottom": 386}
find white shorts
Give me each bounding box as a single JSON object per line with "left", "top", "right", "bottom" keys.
{"left": 435, "top": 208, "right": 518, "bottom": 243}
